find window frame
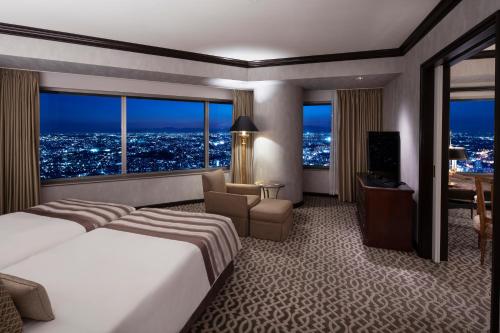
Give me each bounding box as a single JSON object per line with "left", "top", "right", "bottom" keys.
{"left": 40, "top": 88, "right": 233, "bottom": 185}
{"left": 207, "top": 100, "right": 233, "bottom": 169}
{"left": 302, "top": 101, "right": 332, "bottom": 170}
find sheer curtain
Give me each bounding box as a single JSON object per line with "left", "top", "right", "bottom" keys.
{"left": 231, "top": 90, "right": 254, "bottom": 184}
{"left": 0, "top": 69, "right": 40, "bottom": 214}
{"left": 337, "top": 88, "right": 383, "bottom": 202}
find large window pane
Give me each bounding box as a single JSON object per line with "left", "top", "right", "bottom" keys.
{"left": 40, "top": 92, "right": 122, "bottom": 180}
{"left": 127, "top": 98, "right": 204, "bottom": 173}
{"left": 209, "top": 102, "right": 233, "bottom": 168}
{"left": 450, "top": 99, "right": 494, "bottom": 173}
{"left": 303, "top": 104, "right": 332, "bottom": 167}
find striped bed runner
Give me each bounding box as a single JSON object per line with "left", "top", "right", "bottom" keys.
{"left": 25, "top": 199, "right": 136, "bottom": 232}
{"left": 104, "top": 208, "right": 242, "bottom": 285}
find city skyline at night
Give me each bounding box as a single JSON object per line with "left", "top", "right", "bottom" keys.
{"left": 303, "top": 104, "right": 332, "bottom": 167}
{"left": 40, "top": 92, "right": 233, "bottom": 179}
{"left": 450, "top": 99, "right": 494, "bottom": 173}
{"left": 39, "top": 95, "right": 494, "bottom": 180}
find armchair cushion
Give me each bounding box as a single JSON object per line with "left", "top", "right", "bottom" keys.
{"left": 226, "top": 183, "right": 261, "bottom": 196}
{"left": 202, "top": 170, "right": 227, "bottom": 193}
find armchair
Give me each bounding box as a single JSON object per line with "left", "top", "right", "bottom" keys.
{"left": 202, "top": 170, "right": 261, "bottom": 236}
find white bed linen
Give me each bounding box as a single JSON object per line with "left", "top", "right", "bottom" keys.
{"left": 0, "top": 212, "right": 85, "bottom": 269}
{"left": 2, "top": 228, "right": 211, "bottom": 333}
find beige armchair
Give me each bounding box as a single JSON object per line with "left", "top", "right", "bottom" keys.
{"left": 202, "top": 170, "right": 261, "bottom": 236}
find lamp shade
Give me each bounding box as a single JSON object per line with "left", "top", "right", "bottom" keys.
{"left": 449, "top": 147, "right": 468, "bottom": 160}
{"left": 230, "top": 116, "right": 259, "bottom": 133}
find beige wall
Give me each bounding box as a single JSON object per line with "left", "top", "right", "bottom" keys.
{"left": 40, "top": 72, "right": 233, "bottom": 100}
{"left": 383, "top": 0, "right": 500, "bottom": 197}
{"left": 253, "top": 82, "right": 304, "bottom": 203}
{"left": 42, "top": 172, "right": 231, "bottom": 207}
{"left": 248, "top": 57, "right": 404, "bottom": 81}
{"left": 303, "top": 169, "right": 330, "bottom": 194}
{"left": 0, "top": 34, "right": 248, "bottom": 82}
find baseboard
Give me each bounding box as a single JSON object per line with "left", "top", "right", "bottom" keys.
{"left": 303, "top": 192, "right": 338, "bottom": 198}
{"left": 136, "top": 199, "right": 204, "bottom": 209}
{"left": 293, "top": 201, "right": 304, "bottom": 208}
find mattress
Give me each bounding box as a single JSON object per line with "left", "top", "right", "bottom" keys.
{"left": 105, "top": 208, "right": 241, "bottom": 285}
{"left": 2, "top": 209, "right": 241, "bottom": 333}
{"left": 0, "top": 199, "right": 135, "bottom": 269}
{"left": 0, "top": 212, "right": 84, "bottom": 269}
{"left": 4, "top": 229, "right": 214, "bottom": 333}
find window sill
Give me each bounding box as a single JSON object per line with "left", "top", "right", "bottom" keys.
{"left": 41, "top": 167, "right": 230, "bottom": 187}
{"left": 303, "top": 166, "right": 330, "bottom": 170}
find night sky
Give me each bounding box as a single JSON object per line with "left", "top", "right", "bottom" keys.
{"left": 40, "top": 92, "right": 233, "bottom": 133}
{"left": 40, "top": 92, "right": 121, "bottom": 133}
{"left": 303, "top": 104, "right": 332, "bottom": 132}
{"left": 450, "top": 99, "right": 494, "bottom": 135}
{"left": 40, "top": 93, "right": 493, "bottom": 135}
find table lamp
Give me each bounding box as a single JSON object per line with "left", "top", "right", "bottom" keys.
{"left": 230, "top": 116, "right": 259, "bottom": 184}
{"left": 449, "top": 146, "right": 468, "bottom": 177}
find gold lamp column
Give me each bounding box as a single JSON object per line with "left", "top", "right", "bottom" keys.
{"left": 230, "top": 116, "right": 259, "bottom": 184}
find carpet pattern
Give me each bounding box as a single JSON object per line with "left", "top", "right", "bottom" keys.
{"left": 169, "top": 196, "right": 491, "bottom": 332}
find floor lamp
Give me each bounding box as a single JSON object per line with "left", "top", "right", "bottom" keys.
{"left": 230, "top": 116, "right": 259, "bottom": 184}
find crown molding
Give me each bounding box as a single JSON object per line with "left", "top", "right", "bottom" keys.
{"left": 0, "top": 0, "right": 462, "bottom": 68}
{"left": 247, "top": 48, "right": 401, "bottom": 68}
{"left": 399, "top": 0, "right": 462, "bottom": 54}
{"left": 0, "top": 22, "right": 249, "bottom": 68}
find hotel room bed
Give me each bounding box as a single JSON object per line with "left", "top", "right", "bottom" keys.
{"left": 0, "top": 199, "right": 135, "bottom": 269}
{"left": 2, "top": 208, "right": 241, "bottom": 333}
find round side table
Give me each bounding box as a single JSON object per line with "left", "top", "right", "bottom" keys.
{"left": 255, "top": 182, "right": 285, "bottom": 199}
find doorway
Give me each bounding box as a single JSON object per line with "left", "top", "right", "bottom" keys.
{"left": 417, "top": 12, "right": 500, "bottom": 332}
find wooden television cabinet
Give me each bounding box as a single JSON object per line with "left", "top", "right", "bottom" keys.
{"left": 356, "top": 173, "right": 414, "bottom": 251}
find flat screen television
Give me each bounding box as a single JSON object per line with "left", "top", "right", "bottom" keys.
{"left": 368, "top": 131, "right": 400, "bottom": 183}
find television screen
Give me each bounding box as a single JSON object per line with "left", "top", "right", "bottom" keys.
{"left": 368, "top": 131, "right": 400, "bottom": 181}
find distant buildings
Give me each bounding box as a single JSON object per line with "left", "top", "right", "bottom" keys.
{"left": 451, "top": 132, "right": 494, "bottom": 173}
{"left": 40, "top": 130, "right": 492, "bottom": 180}
{"left": 303, "top": 131, "right": 330, "bottom": 167}
{"left": 40, "top": 131, "right": 231, "bottom": 180}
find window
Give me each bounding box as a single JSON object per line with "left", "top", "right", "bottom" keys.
{"left": 40, "top": 91, "right": 233, "bottom": 181}
{"left": 127, "top": 98, "right": 205, "bottom": 173}
{"left": 209, "top": 102, "right": 233, "bottom": 168}
{"left": 40, "top": 92, "right": 121, "bottom": 180}
{"left": 450, "top": 99, "right": 494, "bottom": 173}
{"left": 303, "top": 103, "right": 332, "bottom": 167}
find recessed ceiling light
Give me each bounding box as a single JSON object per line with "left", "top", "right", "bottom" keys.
{"left": 356, "top": 76, "right": 364, "bottom": 81}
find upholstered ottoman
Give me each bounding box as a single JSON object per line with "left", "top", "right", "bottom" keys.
{"left": 250, "top": 199, "right": 293, "bottom": 241}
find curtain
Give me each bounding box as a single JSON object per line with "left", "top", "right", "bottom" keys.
{"left": 329, "top": 90, "right": 339, "bottom": 195}
{"left": 0, "top": 69, "right": 40, "bottom": 214}
{"left": 231, "top": 90, "right": 254, "bottom": 184}
{"left": 338, "top": 88, "right": 383, "bottom": 202}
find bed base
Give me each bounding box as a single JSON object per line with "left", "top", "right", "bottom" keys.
{"left": 180, "top": 261, "right": 234, "bottom": 333}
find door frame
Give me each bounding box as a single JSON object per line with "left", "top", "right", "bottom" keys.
{"left": 417, "top": 10, "right": 499, "bottom": 332}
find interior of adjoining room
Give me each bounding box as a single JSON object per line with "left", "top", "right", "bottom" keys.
{"left": 447, "top": 46, "right": 495, "bottom": 267}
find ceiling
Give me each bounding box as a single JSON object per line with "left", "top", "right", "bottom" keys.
{"left": 451, "top": 44, "right": 495, "bottom": 87}
{"left": 0, "top": 0, "right": 439, "bottom": 61}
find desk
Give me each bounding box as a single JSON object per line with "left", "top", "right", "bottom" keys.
{"left": 448, "top": 174, "right": 492, "bottom": 218}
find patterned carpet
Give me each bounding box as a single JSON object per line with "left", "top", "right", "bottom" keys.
{"left": 170, "top": 196, "right": 491, "bottom": 333}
